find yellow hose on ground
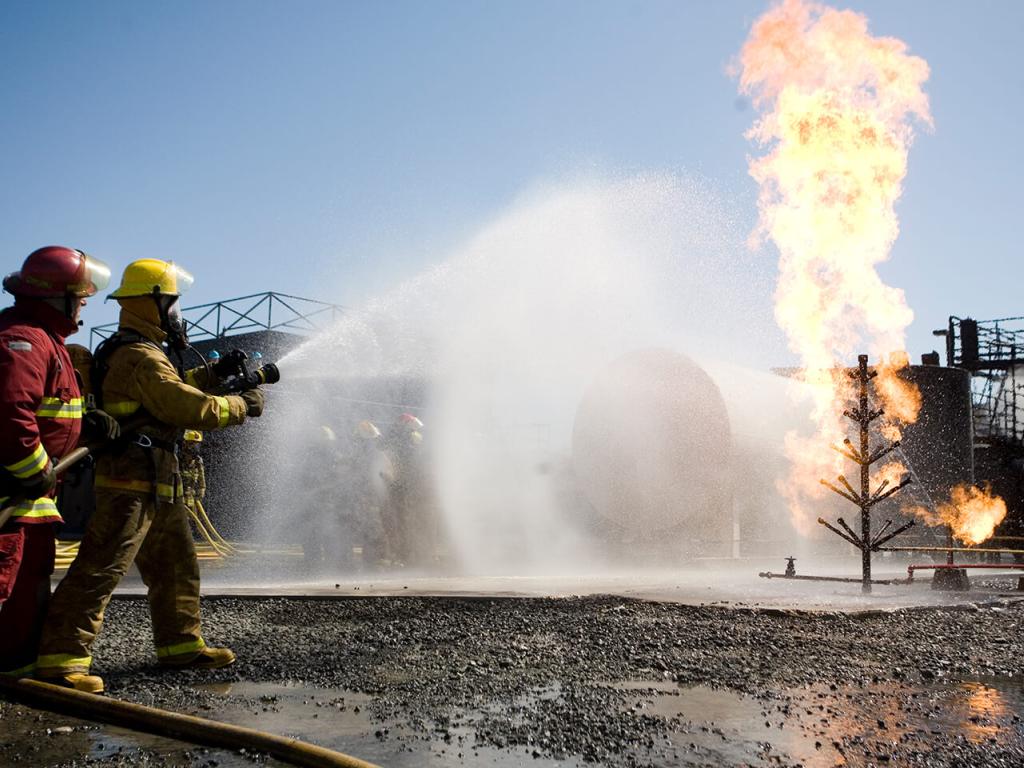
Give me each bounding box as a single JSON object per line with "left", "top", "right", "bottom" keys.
{"left": 187, "top": 507, "right": 230, "bottom": 558}
{"left": 194, "top": 499, "right": 238, "bottom": 554}
{"left": 0, "top": 676, "right": 381, "bottom": 768}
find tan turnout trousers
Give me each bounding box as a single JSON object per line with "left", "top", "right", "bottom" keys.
{"left": 36, "top": 490, "right": 202, "bottom": 675}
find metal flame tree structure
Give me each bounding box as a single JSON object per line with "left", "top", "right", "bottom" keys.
{"left": 818, "top": 355, "right": 916, "bottom": 593}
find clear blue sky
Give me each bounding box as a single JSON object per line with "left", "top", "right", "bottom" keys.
{"left": 1, "top": 1, "right": 1021, "bottom": 361}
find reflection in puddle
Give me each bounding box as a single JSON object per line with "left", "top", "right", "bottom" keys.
{"left": 152, "top": 678, "right": 1023, "bottom": 768}
{"left": 962, "top": 681, "right": 1011, "bottom": 744}
{"left": 611, "top": 677, "right": 1024, "bottom": 767}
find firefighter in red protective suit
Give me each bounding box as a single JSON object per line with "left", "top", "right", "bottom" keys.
{"left": 0, "top": 246, "right": 119, "bottom": 682}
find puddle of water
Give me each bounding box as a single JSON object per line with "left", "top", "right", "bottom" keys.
{"left": 611, "top": 677, "right": 1024, "bottom": 767}
{"left": 193, "top": 680, "right": 586, "bottom": 767}
{"left": 64, "top": 677, "right": 1014, "bottom": 768}
{"left": 610, "top": 681, "right": 789, "bottom": 766}
{"left": 81, "top": 723, "right": 288, "bottom": 767}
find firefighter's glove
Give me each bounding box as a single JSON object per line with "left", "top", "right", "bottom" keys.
{"left": 212, "top": 349, "right": 248, "bottom": 379}
{"left": 19, "top": 463, "right": 57, "bottom": 500}
{"left": 240, "top": 388, "right": 265, "bottom": 417}
{"left": 82, "top": 409, "right": 122, "bottom": 443}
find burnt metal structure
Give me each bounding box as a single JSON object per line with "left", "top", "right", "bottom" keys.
{"left": 940, "top": 315, "right": 1024, "bottom": 448}
{"left": 89, "top": 291, "right": 344, "bottom": 349}
{"left": 938, "top": 315, "right": 1024, "bottom": 553}
{"left": 818, "top": 354, "right": 915, "bottom": 593}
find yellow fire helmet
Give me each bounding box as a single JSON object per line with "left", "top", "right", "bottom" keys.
{"left": 108, "top": 258, "right": 194, "bottom": 299}
{"left": 183, "top": 430, "right": 203, "bottom": 442}
{"left": 355, "top": 420, "right": 381, "bottom": 440}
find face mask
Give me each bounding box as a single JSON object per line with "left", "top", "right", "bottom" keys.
{"left": 160, "top": 297, "right": 190, "bottom": 350}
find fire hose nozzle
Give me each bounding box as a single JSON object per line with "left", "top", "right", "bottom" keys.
{"left": 252, "top": 362, "right": 280, "bottom": 386}
{"left": 217, "top": 361, "right": 281, "bottom": 394}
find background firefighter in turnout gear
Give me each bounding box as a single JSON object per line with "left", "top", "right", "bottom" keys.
{"left": 180, "top": 429, "right": 206, "bottom": 512}
{"left": 0, "top": 246, "right": 116, "bottom": 685}
{"left": 381, "top": 414, "right": 432, "bottom": 567}
{"left": 36, "top": 258, "right": 266, "bottom": 693}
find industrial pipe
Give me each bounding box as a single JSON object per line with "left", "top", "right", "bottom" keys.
{"left": 878, "top": 545, "right": 1024, "bottom": 555}
{"left": 905, "top": 563, "right": 1024, "bottom": 583}
{"left": 758, "top": 571, "right": 895, "bottom": 584}
{"left": 0, "top": 676, "right": 380, "bottom": 768}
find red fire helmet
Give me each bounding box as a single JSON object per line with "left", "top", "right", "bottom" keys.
{"left": 3, "top": 246, "right": 111, "bottom": 299}
{"left": 398, "top": 413, "right": 424, "bottom": 431}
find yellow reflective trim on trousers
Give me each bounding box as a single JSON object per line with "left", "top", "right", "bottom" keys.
{"left": 0, "top": 661, "right": 36, "bottom": 677}
{"left": 9, "top": 497, "right": 60, "bottom": 519}
{"left": 104, "top": 400, "right": 142, "bottom": 416}
{"left": 156, "top": 637, "right": 206, "bottom": 659}
{"left": 94, "top": 476, "right": 178, "bottom": 500}
{"left": 5, "top": 443, "right": 48, "bottom": 479}
{"left": 214, "top": 396, "right": 231, "bottom": 427}
{"left": 36, "top": 654, "right": 92, "bottom": 672}
{"left": 36, "top": 397, "right": 84, "bottom": 419}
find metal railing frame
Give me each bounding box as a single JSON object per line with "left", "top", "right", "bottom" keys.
{"left": 945, "top": 315, "right": 1024, "bottom": 448}
{"left": 89, "top": 292, "right": 344, "bottom": 349}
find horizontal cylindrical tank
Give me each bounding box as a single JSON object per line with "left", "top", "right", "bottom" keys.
{"left": 571, "top": 348, "right": 732, "bottom": 538}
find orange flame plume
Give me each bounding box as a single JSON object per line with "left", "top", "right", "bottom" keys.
{"left": 905, "top": 485, "right": 1008, "bottom": 546}
{"left": 735, "top": 0, "right": 932, "bottom": 532}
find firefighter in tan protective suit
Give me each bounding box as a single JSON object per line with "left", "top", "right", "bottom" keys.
{"left": 36, "top": 259, "right": 265, "bottom": 693}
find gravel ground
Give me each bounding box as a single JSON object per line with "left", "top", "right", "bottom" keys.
{"left": 2, "top": 593, "right": 1024, "bottom": 767}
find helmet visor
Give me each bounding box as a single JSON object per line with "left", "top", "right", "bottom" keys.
{"left": 166, "top": 263, "right": 194, "bottom": 296}
{"left": 71, "top": 253, "right": 112, "bottom": 297}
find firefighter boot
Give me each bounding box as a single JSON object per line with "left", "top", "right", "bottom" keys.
{"left": 37, "top": 672, "right": 105, "bottom": 694}
{"left": 159, "top": 646, "right": 236, "bottom": 670}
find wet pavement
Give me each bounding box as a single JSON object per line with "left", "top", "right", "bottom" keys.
{"left": 113, "top": 553, "right": 1024, "bottom": 613}
{"left": 4, "top": 673, "right": 1023, "bottom": 766}
{"left": 3, "top": 589, "right": 1024, "bottom": 767}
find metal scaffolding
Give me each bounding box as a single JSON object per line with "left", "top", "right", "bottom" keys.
{"left": 89, "top": 292, "right": 344, "bottom": 349}
{"left": 941, "top": 315, "right": 1024, "bottom": 448}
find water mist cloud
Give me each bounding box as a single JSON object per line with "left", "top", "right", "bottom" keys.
{"left": 271, "top": 174, "right": 794, "bottom": 574}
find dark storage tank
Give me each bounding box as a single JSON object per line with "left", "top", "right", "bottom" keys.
{"left": 896, "top": 365, "right": 974, "bottom": 502}
{"left": 869, "top": 364, "right": 974, "bottom": 544}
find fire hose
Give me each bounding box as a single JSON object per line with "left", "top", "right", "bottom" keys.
{"left": 0, "top": 445, "right": 92, "bottom": 530}
{"left": 183, "top": 499, "right": 234, "bottom": 559}
{"left": 0, "top": 676, "right": 380, "bottom": 768}
{"left": 191, "top": 498, "right": 240, "bottom": 555}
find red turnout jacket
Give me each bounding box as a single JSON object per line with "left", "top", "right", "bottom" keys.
{"left": 0, "top": 302, "right": 83, "bottom": 525}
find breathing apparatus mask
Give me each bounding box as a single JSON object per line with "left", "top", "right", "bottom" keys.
{"left": 157, "top": 294, "right": 190, "bottom": 351}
